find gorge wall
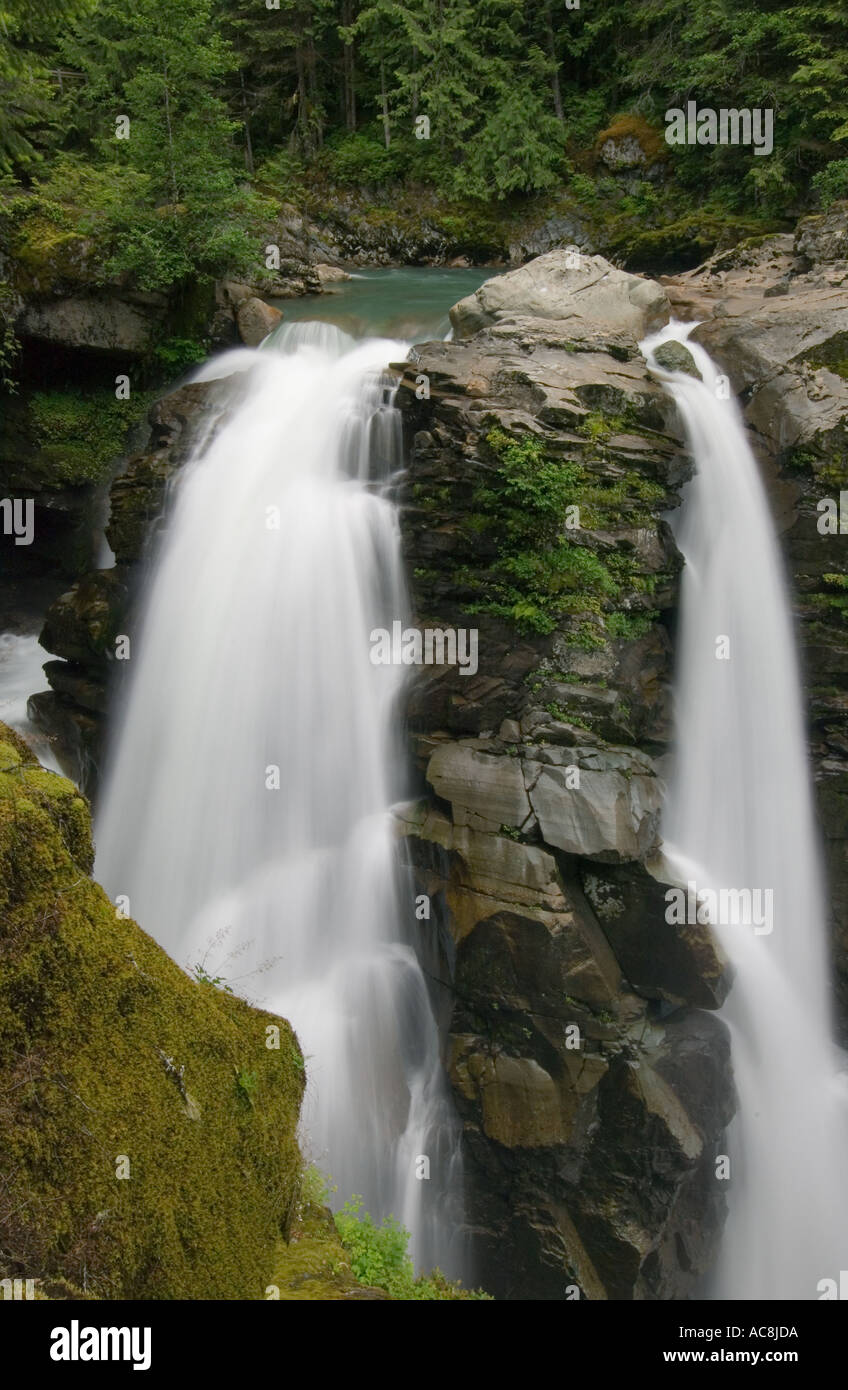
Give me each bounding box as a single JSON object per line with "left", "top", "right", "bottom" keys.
{"left": 392, "top": 252, "right": 734, "bottom": 1300}
{"left": 11, "top": 209, "right": 848, "bottom": 1301}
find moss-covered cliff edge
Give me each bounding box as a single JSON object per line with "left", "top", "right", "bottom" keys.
{"left": 0, "top": 720, "right": 305, "bottom": 1299}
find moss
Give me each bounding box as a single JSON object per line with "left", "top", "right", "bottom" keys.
{"left": 268, "top": 1169, "right": 368, "bottom": 1301}
{"left": 801, "top": 332, "right": 848, "bottom": 380}
{"left": 601, "top": 209, "right": 778, "bottom": 273}
{"left": 454, "top": 428, "right": 669, "bottom": 637}
{"left": 29, "top": 390, "right": 154, "bottom": 488}
{"left": 594, "top": 115, "right": 669, "bottom": 167}
{"left": 0, "top": 723, "right": 305, "bottom": 1299}
{"left": 9, "top": 209, "right": 92, "bottom": 296}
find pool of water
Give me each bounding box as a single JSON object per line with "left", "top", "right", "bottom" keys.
{"left": 269, "top": 265, "right": 494, "bottom": 342}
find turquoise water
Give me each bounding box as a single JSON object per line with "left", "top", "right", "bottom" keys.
{"left": 269, "top": 266, "right": 493, "bottom": 342}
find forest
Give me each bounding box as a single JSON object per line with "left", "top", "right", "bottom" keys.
{"left": 2, "top": 0, "right": 848, "bottom": 307}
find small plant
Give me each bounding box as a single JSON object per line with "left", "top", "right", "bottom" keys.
{"left": 234, "top": 1067, "right": 258, "bottom": 1107}
{"left": 333, "top": 1196, "right": 491, "bottom": 1300}
{"left": 606, "top": 610, "right": 659, "bottom": 641}
{"left": 499, "top": 823, "right": 523, "bottom": 840}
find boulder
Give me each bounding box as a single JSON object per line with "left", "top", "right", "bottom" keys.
{"left": 525, "top": 750, "right": 663, "bottom": 863}
{"left": 314, "top": 263, "right": 351, "bottom": 285}
{"left": 237, "top": 296, "right": 284, "bottom": 346}
{"left": 449, "top": 250, "right": 670, "bottom": 346}
{"left": 795, "top": 202, "right": 848, "bottom": 265}
{"left": 652, "top": 339, "right": 702, "bottom": 379}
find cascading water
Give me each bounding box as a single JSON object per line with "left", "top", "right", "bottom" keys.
{"left": 95, "top": 320, "right": 465, "bottom": 1276}
{"left": 643, "top": 321, "right": 848, "bottom": 1299}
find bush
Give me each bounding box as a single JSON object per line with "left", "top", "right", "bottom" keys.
{"left": 333, "top": 1196, "right": 490, "bottom": 1300}
{"left": 322, "top": 133, "right": 399, "bottom": 187}
{"left": 812, "top": 160, "right": 848, "bottom": 209}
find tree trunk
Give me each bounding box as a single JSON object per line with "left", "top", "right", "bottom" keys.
{"left": 240, "top": 71, "right": 255, "bottom": 175}
{"left": 162, "top": 60, "right": 179, "bottom": 207}
{"left": 380, "top": 61, "right": 390, "bottom": 149}
{"left": 295, "top": 44, "right": 309, "bottom": 153}
{"left": 544, "top": 2, "right": 564, "bottom": 121}
{"left": 307, "top": 36, "right": 322, "bottom": 148}
{"left": 342, "top": 0, "right": 356, "bottom": 131}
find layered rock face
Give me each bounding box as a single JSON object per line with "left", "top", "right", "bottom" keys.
{"left": 665, "top": 208, "right": 848, "bottom": 1034}
{"left": 393, "top": 249, "right": 734, "bottom": 1299}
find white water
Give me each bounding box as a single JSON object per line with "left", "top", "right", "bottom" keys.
{"left": 95, "top": 321, "right": 465, "bottom": 1275}
{"left": 0, "top": 631, "right": 64, "bottom": 774}
{"left": 644, "top": 321, "right": 848, "bottom": 1299}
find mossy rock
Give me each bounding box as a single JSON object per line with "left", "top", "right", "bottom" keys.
{"left": 268, "top": 1189, "right": 389, "bottom": 1301}
{"left": 0, "top": 723, "right": 305, "bottom": 1299}
{"left": 10, "top": 214, "right": 95, "bottom": 297}
{"left": 595, "top": 114, "right": 668, "bottom": 170}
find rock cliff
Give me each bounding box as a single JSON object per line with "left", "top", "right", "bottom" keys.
{"left": 393, "top": 248, "right": 734, "bottom": 1299}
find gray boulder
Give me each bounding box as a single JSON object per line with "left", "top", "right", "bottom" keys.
{"left": 450, "top": 250, "right": 670, "bottom": 346}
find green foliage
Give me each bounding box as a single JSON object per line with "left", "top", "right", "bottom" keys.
{"left": 322, "top": 132, "right": 399, "bottom": 185}
{"left": 153, "top": 338, "right": 209, "bottom": 373}
{"left": 0, "top": 280, "right": 20, "bottom": 391}
{"left": 235, "top": 1067, "right": 259, "bottom": 1107}
{"left": 461, "top": 428, "right": 665, "bottom": 635}
{"left": 466, "top": 88, "right": 567, "bottom": 199}
{"left": 334, "top": 1195, "right": 490, "bottom": 1300}
{"left": 29, "top": 389, "right": 153, "bottom": 486}
{"left": 812, "top": 163, "right": 848, "bottom": 209}
{"left": 606, "top": 610, "right": 659, "bottom": 641}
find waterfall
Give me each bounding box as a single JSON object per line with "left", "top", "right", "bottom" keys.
{"left": 643, "top": 322, "right": 848, "bottom": 1299}
{"left": 95, "top": 321, "right": 465, "bottom": 1277}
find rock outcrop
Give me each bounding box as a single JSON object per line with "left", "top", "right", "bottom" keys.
{"left": 393, "top": 251, "right": 734, "bottom": 1299}
{"left": 450, "top": 249, "right": 670, "bottom": 345}
{"left": 0, "top": 721, "right": 304, "bottom": 1299}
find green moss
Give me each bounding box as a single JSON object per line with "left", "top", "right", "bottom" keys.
{"left": 0, "top": 723, "right": 304, "bottom": 1299}
{"left": 9, "top": 206, "right": 91, "bottom": 295}
{"left": 29, "top": 389, "right": 154, "bottom": 487}
{"left": 455, "top": 428, "right": 668, "bottom": 637}
{"left": 269, "top": 1165, "right": 489, "bottom": 1300}
{"left": 801, "top": 333, "right": 848, "bottom": 380}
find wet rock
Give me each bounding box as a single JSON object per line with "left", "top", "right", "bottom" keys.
{"left": 652, "top": 340, "right": 701, "bottom": 379}
{"left": 237, "top": 296, "right": 284, "bottom": 346}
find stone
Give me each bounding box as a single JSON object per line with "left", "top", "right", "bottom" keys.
{"left": 449, "top": 250, "right": 670, "bottom": 345}
{"left": 652, "top": 339, "right": 702, "bottom": 379}
{"left": 18, "top": 295, "right": 163, "bottom": 355}
{"left": 237, "top": 296, "right": 284, "bottom": 346}
{"left": 525, "top": 755, "right": 663, "bottom": 862}
{"left": 426, "top": 741, "right": 534, "bottom": 832}
{"left": 314, "top": 263, "right": 351, "bottom": 285}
